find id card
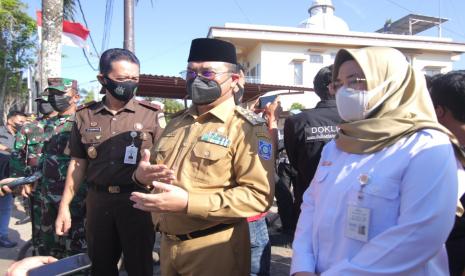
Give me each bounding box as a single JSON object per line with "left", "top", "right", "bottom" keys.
{"left": 124, "top": 145, "right": 138, "bottom": 164}
{"left": 345, "top": 205, "right": 371, "bottom": 242}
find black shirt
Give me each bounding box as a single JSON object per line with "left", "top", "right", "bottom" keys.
{"left": 283, "top": 100, "right": 342, "bottom": 191}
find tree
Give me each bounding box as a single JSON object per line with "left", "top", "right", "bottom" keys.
{"left": 40, "top": 0, "right": 64, "bottom": 92}
{"left": 81, "top": 88, "right": 96, "bottom": 103}
{"left": 290, "top": 102, "right": 305, "bottom": 111}
{"left": 163, "top": 99, "right": 184, "bottom": 114}
{"left": 0, "top": 0, "right": 36, "bottom": 124}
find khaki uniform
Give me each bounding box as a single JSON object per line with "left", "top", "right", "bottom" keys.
{"left": 151, "top": 97, "right": 275, "bottom": 276}
{"left": 69, "top": 98, "right": 164, "bottom": 276}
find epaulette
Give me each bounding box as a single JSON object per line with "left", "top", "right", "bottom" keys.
{"left": 138, "top": 100, "right": 160, "bottom": 111}
{"left": 76, "top": 101, "right": 97, "bottom": 111}
{"left": 235, "top": 106, "right": 267, "bottom": 126}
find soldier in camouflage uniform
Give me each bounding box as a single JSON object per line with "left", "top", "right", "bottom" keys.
{"left": 9, "top": 97, "right": 58, "bottom": 253}
{"left": 10, "top": 115, "right": 47, "bottom": 255}
{"left": 37, "top": 78, "right": 88, "bottom": 258}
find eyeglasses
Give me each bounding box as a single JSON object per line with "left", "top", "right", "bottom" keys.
{"left": 179, "top": 70, "right": 232, "bottom": 81}
{"left": 333, "top": 77, "right": 367, "bottom": 91}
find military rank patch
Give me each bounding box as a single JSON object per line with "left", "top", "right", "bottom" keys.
{"left": 258, "top": 139, "right": 272, "bottom": 160}
{"left": 200, "top": 131, "right": 231, "bottom": 147}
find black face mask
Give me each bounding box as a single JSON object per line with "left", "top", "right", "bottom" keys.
{"left": 187, "top": 77, "right": 224, "bottom": 105}
{"left": 103, "top": 76, "right": 138, "bottom": 102}
{"left": 38, "top": 101, "right": 54, "bottom": 115}
{"left": 234, "top": 85, "right": 244, "bottom": 105}
{"left": 13, "top": 123, "right": 23, "bottom": 132}
{"left": 49, "top": 94, "right": 72, "bottom": 112}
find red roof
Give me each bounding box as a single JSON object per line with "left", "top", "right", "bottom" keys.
{"left": 138, "top": 74, "right": 313, "bottom": 101}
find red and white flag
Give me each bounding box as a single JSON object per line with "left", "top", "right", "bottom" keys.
{"left": 36, "top": 11, "right": 90, "bottom": 48}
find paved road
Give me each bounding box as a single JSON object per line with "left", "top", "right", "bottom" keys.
{"left": 1, "top": 199, "right": 292, "bottom": 275}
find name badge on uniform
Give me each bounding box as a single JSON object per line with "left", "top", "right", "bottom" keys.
{"left": 345, "top": 205, "right": 370, "bottom": 242}
{"left": 124, "top": 145, "right": 138, "bottom": 164}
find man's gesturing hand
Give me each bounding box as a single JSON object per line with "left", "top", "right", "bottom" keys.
{"left": 134, "top": 149, "right": 175, "bottom": 186}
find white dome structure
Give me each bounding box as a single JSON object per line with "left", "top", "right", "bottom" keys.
{"left": 299, "top": 0, "right": 349, "bottom": 33}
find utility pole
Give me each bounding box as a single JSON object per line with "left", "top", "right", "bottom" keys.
{"left": 124, "top": 0, "right": 135, "bottom": 53}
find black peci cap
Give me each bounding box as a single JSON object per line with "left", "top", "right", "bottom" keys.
{"left": 187, "top": 38, "right": 237, "bottom": 64}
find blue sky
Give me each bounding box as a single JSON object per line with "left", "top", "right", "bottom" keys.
{"left": 23, "top": 0, "right": 465, "bottom": 90}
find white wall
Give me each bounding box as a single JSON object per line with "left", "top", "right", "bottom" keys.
{"left": 410, "top": 52, "right": 454, "bottom": 75}
{"left": 258, "top": 43, "right": 337, "bottom": 87}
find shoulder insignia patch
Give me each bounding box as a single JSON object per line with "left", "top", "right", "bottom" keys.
{"left": 235, "top": 106, "right": 267, "bottom": 126}
{"left": 76, "top": 101, "right": 97, "bottom": 111}
{"left": 258, "top": 139, "right": 272, "bottom": 160}
{"left": 138, "top": 100, "right": 160, "bottom": 111}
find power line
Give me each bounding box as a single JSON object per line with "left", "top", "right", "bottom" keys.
{"left": 77, "top": 0, "right": 100, "bottom": 58}
{"left": 383, "top": 0, "right": 465, "bottom": 40}
{"left": 383, "top": 0, "right": 414, "bottom": 13}
{"left": 232, "top": 0, "right": 252, "bottom": 24}
{"left": 101, "top": 0, "right": 115, "bottom": 53}
{"left": 82, "top": 49, "right": 98, "bottom": 71}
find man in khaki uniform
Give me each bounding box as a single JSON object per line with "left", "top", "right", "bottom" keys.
{"left": 131, "top": 38, "right": 275, "bottom": 276}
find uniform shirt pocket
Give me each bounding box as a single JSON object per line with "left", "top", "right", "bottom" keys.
{"left": 352, "top": 177, "right": 401, "bottom": 237}
{"left": 191, "top": 142, "right": 230, "bottom": 185}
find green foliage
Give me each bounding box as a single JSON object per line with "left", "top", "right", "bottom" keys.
{"left": 163, "top": 99, "right": 184, "bottom": 114}
{"left": 81, "top": 88, "right": 96, "bottom": 103}
{"left": 0, "top": 0, "right": 37, "bottom": 123}
{"left": 290, "top": 102, "right": 305, "bottom": 111}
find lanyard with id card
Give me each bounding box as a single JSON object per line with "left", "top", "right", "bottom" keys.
{"left": 345, "top": 173, "right": 371, "bottom": 242}
{"left": 124, "top": 131, "right": 139, "bottom": 165}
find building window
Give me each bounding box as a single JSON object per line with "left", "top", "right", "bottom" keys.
{"left": 294, "top": 62, "right": 303, "bottom": 85}
{"left": 423, "top": 67, "right": 442, "bottom": 76}
{"left": 330, "top": 53, "right": 336, "bottom": 61}
{"left": 310, "top": 54, "right": 323, "bottom": 63}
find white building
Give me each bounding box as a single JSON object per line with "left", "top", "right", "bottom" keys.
{"left": 208, "top": 0, "right": 465, "bottom": 109}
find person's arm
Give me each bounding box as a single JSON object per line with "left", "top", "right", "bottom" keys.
{"left": 322, "top": 140, "right": 458, "bottom": 275}
{"left": 263, "top": 97, "right": 281, "bottom": 155}
{"left": 55, "top": 119, "right": 88, "bottom": 236}
{"left": 290, "top": 178, "right": 317, "bottom": 275}
{"left": 6, "top": 256, "right": 57, "bottom": 276}
{"left": 0, "top": 144, "right": 11, "bottom": 152}
{"left": 55, "top": 157, "right": 87, "bottom": 235}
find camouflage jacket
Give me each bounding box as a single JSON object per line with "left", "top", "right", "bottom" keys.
{"left": 39, "top": 114, "right": 77, "bottom": 200}
{"left": 10, "top": 119, "right": 48, "bottom": 177}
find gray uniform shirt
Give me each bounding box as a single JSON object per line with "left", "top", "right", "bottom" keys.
{"left": 0, "top": 126, "right": 14, "bottom": 155}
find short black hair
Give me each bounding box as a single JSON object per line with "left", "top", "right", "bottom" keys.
{"left": 7, "top": 110, "right": 26, "bottom": 120}
{"left": 430, "top": 70, "right": 465, "bottom": 123}
{"left": 425, "top": 73, "right": 443, "bottom": 92}
{"left": 313, "top": 65, "right": 333, "bottom": 100}
{"left": 99, "top": 48, "right": 140, "bottom": 76}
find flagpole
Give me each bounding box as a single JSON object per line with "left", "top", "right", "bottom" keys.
{"left": 124, "top": 0, "right": 135, "bottom": 53}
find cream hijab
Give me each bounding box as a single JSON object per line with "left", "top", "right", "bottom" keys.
{"left": 333, "top": 47, "right": 465, "bottom": 166}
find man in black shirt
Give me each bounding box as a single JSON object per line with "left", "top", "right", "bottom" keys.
{"left": 283, "top": 65, "right": 342, "bottom": 231}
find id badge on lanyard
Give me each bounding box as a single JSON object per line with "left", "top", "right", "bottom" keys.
{"left": 345, "top": 173, "right": 371, "bottom": 242}
{"left": 124, "top": 131, "right": 138, "bottom": 165}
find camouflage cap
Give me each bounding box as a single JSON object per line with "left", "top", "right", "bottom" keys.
{"left": 42, "top": 78, "right": 78, "bottom": 95}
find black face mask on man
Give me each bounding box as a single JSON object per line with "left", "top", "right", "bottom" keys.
{"left": 103, "top": 76, "right": 138, "bottom": 102}
{"left": 38, "top": 101, "right": 55, "bottom": 115}
{"left": 187, "top": 77, "right": 228, "bottom": 105}
{"left": 49, "top": 94, "right": 72, "bottom": 112}
{"left": 234, "top": 85, "right": 244, "bottom": 105}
